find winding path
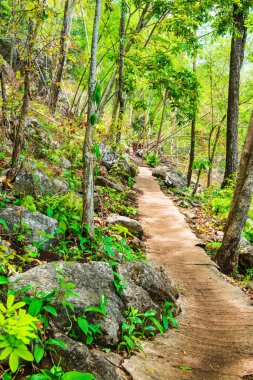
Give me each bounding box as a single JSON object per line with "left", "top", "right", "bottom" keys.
{"left": 123, "top": 166, "right": 253, "bottom": 380}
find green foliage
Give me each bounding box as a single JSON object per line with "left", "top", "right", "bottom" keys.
{"left": 0, "top": 295, "right": 38, "bottom": 372}
{"left": 192, "top": 158, "right": 210, "bottom": 171}
{"left": 204, "top": 183, "right": 234, "bottom": 219}
{"left": 27, "top": 365, "right": 96, "bottom": 380}
{"left": 75, "top": 295, "right": 107, "bottom": 345}
{"left": 205, "top": 241, "right": 222, "bottom": 256}
{"left": 144, "top": 152, "right": 160, "bottom": 167}
{"left": 118, "top": 303, "right": 178, "bottom": 356}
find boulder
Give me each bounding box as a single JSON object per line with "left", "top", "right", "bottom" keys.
{"left": 12, "top": 159, "right": 70, "bottom": 197}
{"left": 153, "top": 165, "right": 187, "bottom": 189}
{"left": 129, "top": 237, "right": 146, "bottom": 252}
{"left": 9, "top": 261, "right": 125, "bottom": 346}
{"left": 95, "top": 176, "right": 124, "bottom": 193}
{"left": 0, "top": 206, "right": 60, "bottom": 249}
{"left": 101, "top": 147, "right": 118, "bottom": 170}
{"left": 60, "top": 157, "right": 72, "bottom": 169}
{"left": 118, "top": 156, "right": 137, "bottom": 178}
{"left": 152, "top": 166, "right": 168, "bottom": 180}
{"left": 26, "top": 118, "right": 60, "bottom": 149}
{"left": 106, "top": 215, "right": 143, "bottom": 238}
{"left": 117, "top": 262, "right": 179, "bottom": 314}
{"left": 51, "top": 329, "right": 125, "bottom": 380}
{"left": 239, "top": 244, "right": 253, "bottom": 272}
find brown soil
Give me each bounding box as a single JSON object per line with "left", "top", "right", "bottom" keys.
{"left": 123, "top": 166, "right": 253, "bottom": 380}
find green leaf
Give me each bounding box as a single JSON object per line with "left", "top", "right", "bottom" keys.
{"left": 90, "top": 113, "right": 97, "bottom": 125}
{"left": 148, "top": 316, "right": 164, "bottom": 334}
{"left": 78, "top": 317, "right": 88, "bottom": 335}
{"left": 43, "top": 305, "right": 57, "bottom": 317}
{"left": 34, "top": 346, "right": 44, "bottom": 363}
{"left": 62, "top": 372, "right": 96, "bottom": 380}
{"left": 92, "top": 83, "right": 101, "bottom": 105}
{"left": 9, "top": 351, "right": 19, "bottom": 372}
{"left": 162, "top": 315, "right": 169, "bottom": 330}
{"left": 0, "top": 276, "right": 8, "bottom": 285}
{"left": 28, "top": 299, "right": 43, "bottom": 316}
{"left": 123, "top": 336, "right": 135, "bottom": 349}
{"left": 179, "top": 365, "right": 192, "bottom": 370}
{"left": 46, "top": 338, "right": 67, "bottom": 349}
{"left": 14, "top": 346, "right": 33, "bottom": 361}
{"left": 26, "top": 375, "right": 46, "bottom": 380}
{"left": 0, "top": 346, "right": 12, "bottom": 360}
{"left": 0, "top": 218, "right": 8, "bottom": 229}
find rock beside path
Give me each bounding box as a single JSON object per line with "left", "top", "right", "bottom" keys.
{"left": 153, "top": 165, "right": 187, "bottom": 189}
{"left": 9, "top": 260, "right": 179, "bottom": 346}
{"left": 106, "top": 214, "right": 143, "bottom": 238}
{"left": 0, "top": 206, "right": 60, "bottom": 249}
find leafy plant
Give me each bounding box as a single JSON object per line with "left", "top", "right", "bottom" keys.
{"left": 0, "top": 295, "right": 38, "bottom": 372}
{"left": 77, "top": 295, "right": 107, "bottom": 345}
{"left": 27, "top": 365, "right": 96, "bottom": 380}
{"left": 162, "top": 302, "right": 178, "bottom": 329}
{"left": 144, "top": 152, "right": 160, "bottom": 167}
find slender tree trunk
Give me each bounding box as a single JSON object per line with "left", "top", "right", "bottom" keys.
{"left": 155, "top": 90, "right": 167, "bottom": 155}
{"left": 221, "top": 3, "right": 247, "bottom": 188}
{"left": 0, "top": 66, "right": 8, "bottom": 130}
{"left": 207, "top": 115, "right": 226, "bottom": 186}
{"left": 9, "top": 19, "right": 40, "bottom": 176}
{"left": 116, "top": 0, "right": 127, "bottom": 143}
{"left": 49, "top": 0, "right": 75, "bottom": 115}
{"left": 215, "top": 111, "right": 253, "bottom": 274}
{"left": 96, "top": 3, "right": 151, "bottom": 118}
{"left": 82, "top": 0, "right": 102, "bottom": 236}
{"left": 187, "top": 59, "right": 197, "bottom": 187}
{"left": 192, "top": 169, "right": 202, "bottom": 196}
{"left": 97, "top": 71, "right": 117, "bottom": 120}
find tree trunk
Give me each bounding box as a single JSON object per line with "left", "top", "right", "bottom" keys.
{"left": 207, "top": 115, "right": 226, "bottom": 187}
{"left": 215, "top": 111, "right": 253, "bottom": 274}
{"left": 0, "top": 66, "right": 8, "bottom": 130}
{"left": 82, "top": 0, "right": 102, "bottom": 236}
{"left": 192, "top": 169, "right": 202, "bottom": 196}
{"left": 155, "top": 90, "right": 167, "bottom": 155}
{"left": 221, "top": 3, "right": 247, "bottom": 188}
{"left": 49, "top": 0, "right": 75, "bottom": 115}
{"left": 116, "top": 0, "right": 127, "bottom": 143}
{"left": 187, "top": 60, "right": 197, "bottom": 187}
{"left": 97, "top": 71, "right": 117, "bottom": 120}
{"left": 9, "top": 18, "right": 41, "bottom": 176}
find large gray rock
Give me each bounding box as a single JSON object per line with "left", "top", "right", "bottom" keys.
{"left": 153, "top": 165, "right": 187, "bottom": 189}
{"left": 9, "top": 261, "right": 125, "bottom": 346}
{"left": 101, "top": 147, "right": 118, "bottom": 170}
{"left": 51, "top": 329, "right": 126, "bottom": 380}
{"left": 12, "top": 159, "right": 69, "bottom": 197}
{"left": 239, "top": 244, "right": 253, "bottom": 272}
{"left": 0, "top": 206, "right": 60, "bottom": 249}
{"left": 117, "top": 262, "right": 179, "bottom": 314}
{"left": 106, "top": 215, "right": 143, "bottom": 238}
{"left": 95, "top": 176, "right": 124, "bottom": 193}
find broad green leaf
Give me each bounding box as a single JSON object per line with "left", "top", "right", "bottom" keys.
{"left": 9, "top": 351, "right": 19, "bottom": 372}
{"left": 15, "top": 346, "right": 33, "bottom": 361}
{"left": 46, "top": 338, "right": 67, "bottom": 349}
{"left": 0, "top": 346, "right": 12, "bottom": 360}
{"left": 78, "top": 317, "right": 88, "bottom": 334}
{"left": 0, "top": 276, "right": 8, "bottom": 285}
{"left": 62, "top": 372, "right": 96, "bottom": 380}
{"left": 28, "top": 298, "right": 43, "bottom": 317}
{"left": 34, "top": 346, "right": 44, "bottom": 363}
{"left": 43, "top": 305, "right": 57, "bottom": 317}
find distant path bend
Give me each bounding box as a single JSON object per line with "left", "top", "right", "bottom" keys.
{"left": 123, "top": 166, "right": 253, "bottom": 380}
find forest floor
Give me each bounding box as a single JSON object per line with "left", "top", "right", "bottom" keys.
{"left": 123, "top": 165, "right": 253, "bottom": 380}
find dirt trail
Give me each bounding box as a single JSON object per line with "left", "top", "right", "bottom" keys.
{"left": 123, "top": 166, "right": 253, "bottom": 380}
